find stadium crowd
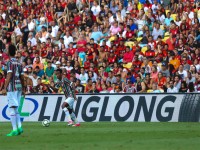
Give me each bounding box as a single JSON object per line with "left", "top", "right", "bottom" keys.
{"left": 0, "top": 0, "right": 200, "bottom": 94}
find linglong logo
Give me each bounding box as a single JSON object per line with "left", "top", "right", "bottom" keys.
{"left": 2, "top": 97, "right": 39, "bottom": 120}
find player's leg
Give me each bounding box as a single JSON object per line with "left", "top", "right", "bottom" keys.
{"left": 68, "top": 108, "right": 80, "bottom": 126}
{"left": 68, "top": 108, "right": 74, "bottom": 126}
{"left": 15, "top": 108, "right": 22, "bottom": 129}
{"left": 62, "top": 101, "right": 73, "bottom": 125}
{"left": 6, "top": 92, "right": 19, "bottom": 136}
{"left": 70, "top": 110, "right": 80, "bottom": 127}
{"left": 6, "top": 107, "right": 19, "bottom": 136}
{"left": 9, "top": 107, "right": 17, "bottom": 130}
{"left": 16, "top": 91, "right": 23, "bottom": 134}
{"left": 67, "top": 97, "right": 80, "bottom": 127}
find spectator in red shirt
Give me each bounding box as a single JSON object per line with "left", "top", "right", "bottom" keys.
{"left": 108, "top": 50, "right": 117, "bottom": 65}
{"left": 132, "top": 55, "right": 142, "bottom": 72}
{"left": 0, "top": 72, "right": 5, "bottom": 92}
{"left": 67, "top": 42, "right": 76, "bottom": 58}
{"left": 166, "top": 33, "right": 176, "bottom": 51}
{"left": 123, "top": 46, "right": 133, "bottom": 63}
{"left": 61, "top": 0, "right": 67, "bottom": 8}
{"left": 73, "top": 11, "right": 81, "bottom": 25}
{"left": 126, "top": 25, "right": 135, "bottom": 41}
{"left": 145, "top": 45, "right": 155, "bottom": 59}
{"left": 148, "top": 35, "right": 157, "bottom": 50}
{"left": 86, "top": 43, "right": 96, "bottom": 62}
{"left": 52, "top": 45, "right": 61, "bottom": 61}
{"left": 77, "top": 34, "right": 87, "bottom": 64}
{"left": 84, "top": 55, "right": 90, "bottom": 71}
{"left": 112, "top": 62, "right": 119, "bottom": 75}
{"left": 116, "top": 40, "right": 126, "bottom": 55}
{"left": 170, "top": 22, "right": 179, "bottom": 36}
{"left": 157, "top": 72, "right": 167, "bottom": 90}
{"left": 157, "top": 35, "right": 165, "bottom": 46}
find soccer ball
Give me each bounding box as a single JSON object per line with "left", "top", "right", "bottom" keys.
{"left": 42, "top": 119, "right": 50, "bottom": 127}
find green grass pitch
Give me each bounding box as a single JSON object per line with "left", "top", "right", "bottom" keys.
{"left": 0, "top": 122, "right": 200, "bottom": 150}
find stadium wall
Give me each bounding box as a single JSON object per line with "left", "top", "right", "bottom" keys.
{"left": 0, "top": 94, "right": 200, "bottom": 122}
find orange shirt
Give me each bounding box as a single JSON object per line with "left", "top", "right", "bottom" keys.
{"left": 141, "top": 62, "right": 153, "bottom": 68}
{"left": 85, "top": 85, "right": 92, "bottom": 93}
{"left": 169, "top": 58, "right": 181, "bottom": 70}
{"left": 33, "top": 62, "right": 44, "bottom": 70}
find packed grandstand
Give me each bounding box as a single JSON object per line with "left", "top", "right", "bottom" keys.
{"left": 0, "top": 0, "right": 199, "bottom": 94}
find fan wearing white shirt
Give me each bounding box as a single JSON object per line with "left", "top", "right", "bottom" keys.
{"left": 14, "top": 22, "right": 23, "bottom": 37}
{"left": 39, "top": 12, "right": 46, "bottom": 23}
{"left": 194, "top": 59, "right": 200, "bottom": 72}
{"left": 136, "top": 16, "right": 145, "bottom": 30}
{"left": 58, "top": 38, "right": 65, "bottom": 50}
{"left": 64, "top": 61, "right": 73, "bottom": 72}
{"left": 167, "top": 80, "right": 178, "bottom": 93}
{"left": 1, "top": 11, "right": 6, "bottom": 20}
{"left": 109, "top": 83, "right": 116, "bottom": 93}
{"left": 79, "top": 67, "right": 88, "bottom": 85}
{"left": 51, "top": 21, "right": 59, "bottom": 38}
{"left": 27, "top": 32, "right": 37, "bottom": 46}
{"left": 152, "top": 23, "right": 164, "bottom": 40}
{"left": 118, "top": 4, "right": 126, "bottom": 18}
{"left": 36, "top": 31, "right": 46, "bottom": 43}
{"left": 174, "top": 16, "right": 181, "bottom": 26}
{"left": 108, "top": 11, "right": 115, "bottom": 24}
{"left": 91, "top": 1, "right": 101, "bottom": 16}
{"left": 41, "top": 26, "right": 49, "bottom": 39}
{"left": 186, "top": 7, "right": 194, "bottom": 20}
{"left": 63, "top": 31, "right": 73, "bottom": 48}
{"left": 152, "top": 0, "right": 159, "bottom": 14}
{"left": 24, "top": 71, "right": 40, "bottom": 87}
{"left": 157, "top": 11, "right": 165, "bottom": 24}
{"left": 27, "top": 18, "right": 35, "bottom": 32}
{"left": 116, "top": 10, "right": 124, "bottom": 23}
{"left": 178, "top": 64, "right": 188, "bottom": 81}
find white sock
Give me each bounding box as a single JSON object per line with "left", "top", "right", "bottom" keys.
{"left": 9, "top": 108, "right": 17, "bottom": 130}
{"left": 63, "top": 107, "right": 72, "bottom": 122}
{"left": 15, "top": 108, "right": 22, "bottom": 128}
{"left": 70, "top": 112, "right": 79, "bottom": 124}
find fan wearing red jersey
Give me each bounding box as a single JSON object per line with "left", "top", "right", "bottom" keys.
{"left": 108, "top": 50, "right": 117, "bottom": 64}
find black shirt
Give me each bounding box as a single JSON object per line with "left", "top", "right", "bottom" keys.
{"left": 0, "top": 39, "right": 5, "bottom": 51}
{"left": 76, "top": 85, "right": 85, "bottom": 93}
{"left": 67, "top": 2, "right": 77, "bottom": 11}
{"left": 56, "top": 7, "right": 64, "bottom": 13}
{"left": 89, "top": 89, "right": 99, "bottom": 93}
{"left": 179, "top": 88, "right": 187, "bottom": 93}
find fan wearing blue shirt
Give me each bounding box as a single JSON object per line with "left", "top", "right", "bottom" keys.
{"left": 148, "top": 0, "right": 161, "bottom": 4}
{"left": 35, "top": 66, "right": 45, "bottom": 78}
{"left": 129, "top": 19, "right": 138, "bottom": 32}
{"left": 164, "top": 12, "right": 173, "bottom": 27}
{"left": 126, "top": 72, "right": 136, "bottom": 84}
{"left": 90, "top": 26, "right": 104, "bottom": 43}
